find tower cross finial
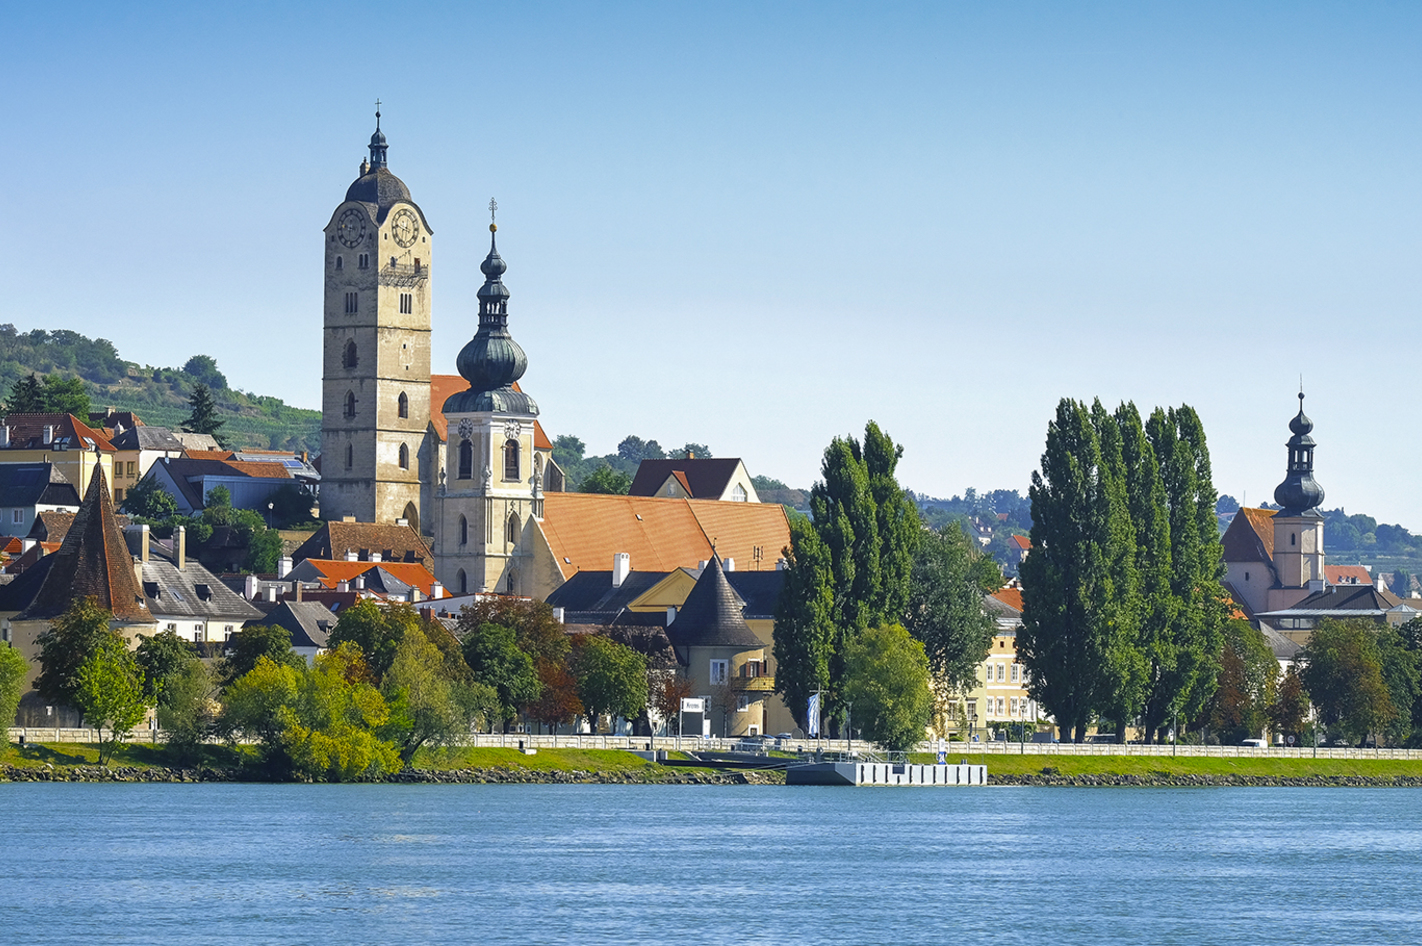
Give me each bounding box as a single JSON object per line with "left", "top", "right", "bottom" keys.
{"left": 375, "top": 98, "right": 382, "bottom": 128}
{"left": 489, "top": 198, "right": 498, "bottom": 223}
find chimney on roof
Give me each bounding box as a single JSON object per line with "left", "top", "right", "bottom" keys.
{"left": 42, "top": 425, "right": 54, "bottom": 445}
{"left": 337, "top": 580, "right": 349, "bottom": 593}
{"left": 431, "top": 581, "right": 443, "bottom": 599}
{"left": 612, "top": 552, "right": 630, "bottom": 588}
{"left": 355, "top": 575, "right": 365, "bottom": 590}
{"left": 265, "top": 585, "right": 277, "bottom": 603}
{"left": 410, "top": 588, "right": 421, "bottom": 603}
{"left": 176, "top": 526, "right": 186, "bottom": 570}
{"left": 724, "top": 557, "right": 735, "bottom": 572}
{"left": 294, "top": 580, "right": 302, "bottom": 602}
{"left": 136, "top": 524, "right": 149, "bottom": 563}
{"left": 776, "top": 558, "right": 786, "bottom": 571}
{"left": 277, "top": 555, "right": 292, "bottom": 579}
{"left": 244, "top": 574, "right": 258, "bottom": 600}
{"left": 369, "top": 551, "right": 382, "bottom": 563}
{"left": 553, "top": 606, "right": 564, "bottom": 623}
{"left": 300, "top": 451, "right": 309, "bottom": 463}
{"left": 395, "top": 518, "right": 408, "bottom": 527}
{"left": 344, "top": 548, "right": 358, "bottom": 562}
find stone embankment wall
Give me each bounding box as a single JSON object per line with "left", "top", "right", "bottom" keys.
{"left": 0, "top": 764, "right": 785, "bottom": 786}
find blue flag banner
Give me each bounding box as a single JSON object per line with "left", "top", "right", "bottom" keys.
{"left": 807, "top": 694, "right": 821, "bottom": 738}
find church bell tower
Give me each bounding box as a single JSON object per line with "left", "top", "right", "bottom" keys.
{"left": 1268, "top": 392, "right": 1326, "bottom": 610}
{"left": 320, "top": 107, "right": 432, "bottom": 529}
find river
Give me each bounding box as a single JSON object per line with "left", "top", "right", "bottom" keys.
{"left": 2, "top": 783, "right": 1418, "bottom": 944}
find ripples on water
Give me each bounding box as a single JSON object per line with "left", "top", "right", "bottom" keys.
{"left": 2, "top": 783, "right": 1419, "bottom": 945}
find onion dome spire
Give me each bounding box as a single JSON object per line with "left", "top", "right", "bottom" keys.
{"left": 443, "top": 201, "right": 539, "bottom": 416}
{"left": 368, "top": 99, "right": 388, "bottom": 170}
{"left": 1273, "top": 390, "right": 1325, "bottom": 516}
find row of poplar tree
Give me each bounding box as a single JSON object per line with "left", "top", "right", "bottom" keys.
{"left": 1019, "top": 398, "right": 1230, "bottom": 743}
{"left": 772, "top": 422, "right": 1001, "bottom": 743}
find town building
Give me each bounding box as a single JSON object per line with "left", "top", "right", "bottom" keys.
{"left": 0, "top": 413, "right": 116, "bottom": 502}
{"left": 319, "top": 108, "right": 433, "bottom": 529}
{"left": 125, "top": 524, "right": 264, "bottom": 644}
{"left": 107, "top": 425, "right": 186, "bottom": 503}
{"left": 628, "top": 458, "right": 761, "bottom": 503}
{"left": 0, "top": 463, "right": 80, "bottom": 537}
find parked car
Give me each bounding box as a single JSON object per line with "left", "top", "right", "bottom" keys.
{"left": 1239, "top": 738, "right": 1267, "bottom": 748}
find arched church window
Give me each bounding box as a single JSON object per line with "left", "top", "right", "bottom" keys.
{"left": 345, "top": 444, "right": 353, "bottom": 469}
{"left": 459, "top": 515, "right": 468, "bottom": 546}
{"left": 506, "top": 512, "right": 520, "bottom": 545}
{"left": 398, "top": 392, "right": 409, "bottom": 418}
{"left": 503, "top": 439, "right": 520, "bottom": 481}
{"left": 1291, "top": 533, "right": 1296, "bottom": 546}
{"left": 458, "top": 440, "right": 473, "bottom": 480}
{"left": 336, "top": 256, "right": 343, "bottom": 271}
{"left": 457, "top": 569, "right": 468, "bottom": 595}
{"left": 344, "top": 340, "right": 358, "bottom": 369}
{"left": 398, "top": 443, "right": 409, "bottom": 470}
{"left": 344, "top": 391, "right": 357, "bottom": 418}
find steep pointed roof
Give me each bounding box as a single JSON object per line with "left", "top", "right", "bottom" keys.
{"left": 665, "top": 555, "right": 762, "bottom": 651}
{"left": 18, "top": 464, "right": 149, "bottom": 622}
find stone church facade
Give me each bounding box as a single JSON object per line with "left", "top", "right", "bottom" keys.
{"left": 319, "top": 110, "right": 433, "bottom": 531}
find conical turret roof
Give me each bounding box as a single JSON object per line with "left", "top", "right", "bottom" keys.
{"left": 19, "top": 465, "right": 149, "bottom": 621}
{"left": 665, "top": 555, "right": 763, "bottom": 651}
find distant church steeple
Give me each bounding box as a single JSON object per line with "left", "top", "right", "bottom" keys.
{"left": 1273, "top": 391, "right": 1325, "bottom": 517}
{"left": 368, "top": 100, "right": 389, "bottom": 170}
{"left": 444, "top": 202, "right": 538, "bottom": 416}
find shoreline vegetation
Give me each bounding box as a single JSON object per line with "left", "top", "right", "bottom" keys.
{"left": 8, "top": 744, "right": 1422, "bottom": 787}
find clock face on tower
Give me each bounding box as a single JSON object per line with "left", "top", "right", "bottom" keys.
{"left": 392, "top": 209, "right": 419, "bottom": 248}
{"left": 336, "top": 209, "right": 367, "bottom": 248}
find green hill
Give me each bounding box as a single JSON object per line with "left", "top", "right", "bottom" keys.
{"left": 0, "top": 325, "right": 320, "bottom": 453}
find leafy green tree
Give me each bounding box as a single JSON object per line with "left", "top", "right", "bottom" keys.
{"left": 671, "top": 442, "right": 712, "bottom": 459}
{"left": 1019, "top": 400, "right": 1127, "bottom": 742}
{"left": 73, "top": 641, "right": 150, "bottom": 765}
{"left": 1090, "top": 400, "right": 1143, "bottom": 743}
{"left": 34, "top": 597, "right": 124, "bottom": 708}
{"left": 182, "top": 383, "right": 226, "bottom": 446}
{"left": 1300, "top": 619, "right": 1396, "bottom": 746}
{"left": 380, "top": 626, "right": 473, "bottom": 762}
{"left": 461, "top": 623, "right": 541, "bottom": 727}
{"left": 329, "top": 599, "right": 410, "bottom": 683}
{"left": 134, "top": 630, "right": 199, "bottom": 703}
{"left": 120, "top": 476, "right": 179, "bottom": 520}
{"left": 863, "top": 422, "right": 921, "bottom": 627}
{"left": 221, "top": 625, "right": 303, "bottom": 685}
{"left": 243, "top": 527, "right": 285, "bottom": 574}
{"left": 205, "top": 485, "right": 231, "bottom": 509}
{"left": 525, "top": 659, "right": 584, "bottom": 734}
{"left": 842, "top": 623, "right": 933, "bottom": 752}
{"left": 220, "top": 655, "right": 300, "bottom": 749}
{"left": 41, "top": 375, "right": 91, "bottom": 417}
{"left": 1196, "top": 620, "right": 1278, "bottom": 744}
{"left": 773, "top": 516, "right": 835, "bottom": 730}
{"left": 1115, "top": 403, "right": 1179, "bottom": 743}
{"left": 268, "top": 483, "right": 317, "bottom": 527}
{"left": 0, "top": 647, "right": 27, "bottom": 743}
{"left": 156, "top": 659, "right": 216, "bottom": 763}
{"left": 1270, "top": 666, "right": 1310, "bottom": 745}
{"left": 552, "top": 434, "right": 585, "bottom": 467}
{"left": 750, "top": 475, "right": 789, "bottom": 492}
{"left": 617, "top": 435, "right": 664, "bottom": 462}
{"left": 182, "top": 355, "right": 228, "bottom": 391}
{"left": 571, "top": 635, "right": 647, "bottom": 733}
{"left": 3, "top": 374, "right": 45, "bottom": 413}
{"left": 904, "top": 525, "right": 996, "bottom": 694}
{"left": 1148, "top": 406, "right": 1228, "bottom": 725}
{"left": 578, "top": 464, "right": 631, "bottom": 495}
{"left": 1376, "top": 625, "right": 1421, "bottom": 746}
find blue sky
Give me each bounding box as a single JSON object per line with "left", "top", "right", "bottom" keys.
{"left": 6, "top": 3, "right": 1422, "bottom": 525}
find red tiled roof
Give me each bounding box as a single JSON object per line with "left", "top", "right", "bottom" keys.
{"left": 429, "top": 375, "right": 552, "bottom": 449}
{"left": 1222, "top": 507, "right": 1275, "bottom": 564}
{"left": 1, "top": 413, "right": 116, "bottom": 452}
{"left": 1326, "top": 565, "right": 1374, "bottom": 586}
{"left": 990, "top": 586, "right": 1025, "bottom": 612}
{"left": 537, "top": 493, "right": 791, "bottom": 581}
{"left": 304, "top": 559, "right": 439, "bottom": 596}
{"left": 1010, "top": 535, "right": 1032, "bottom": 550}
{"left": 183, "top": 450, "right": 236, "bottom": 461}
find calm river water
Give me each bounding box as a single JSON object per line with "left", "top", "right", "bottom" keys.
{"left": 2, "top": 783, "right": 1419, "bottom": 945}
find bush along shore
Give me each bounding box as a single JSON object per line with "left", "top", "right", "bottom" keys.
{"left": 993, "top": 768, "right": 1422, "bottom": 788}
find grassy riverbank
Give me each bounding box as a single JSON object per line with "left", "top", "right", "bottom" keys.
{"left": 9, "top": 742, "right": 1422, "bottom": 783}
{"left": 910, "top": 751, "right": 1422, "bottom": 780}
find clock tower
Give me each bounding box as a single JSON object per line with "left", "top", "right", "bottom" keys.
{"left": 320, "top": 109, "right": 432, "bottom": 529}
